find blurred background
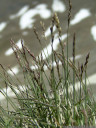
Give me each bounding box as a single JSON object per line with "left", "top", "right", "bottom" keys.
{"left": 0, "top": 0, "right": 96, "bottom": 99}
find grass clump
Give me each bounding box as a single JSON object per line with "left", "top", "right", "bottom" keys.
{"left": 0, "top": 2, "right": 96, "bottom": 128}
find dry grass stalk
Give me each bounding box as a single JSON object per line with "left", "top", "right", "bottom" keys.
{"left": 33, "top": 27, "right": 42, "bottom": 45}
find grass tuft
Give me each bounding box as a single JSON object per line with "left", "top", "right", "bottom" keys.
{"left": 0, "top": 1, "right": 96, "bottom": 127}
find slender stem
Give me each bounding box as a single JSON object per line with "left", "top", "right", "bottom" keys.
{"left": 85, "top": 69, "right": 87, "bottom": 108}
{"left": 66, "top": 28, "right": 69, "bottom": 117}
{"left": 73, "top": 33, "right": 75, "bottom": 119}
{"left": 66, "top": 0, "right": 72, "bottom": 117}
